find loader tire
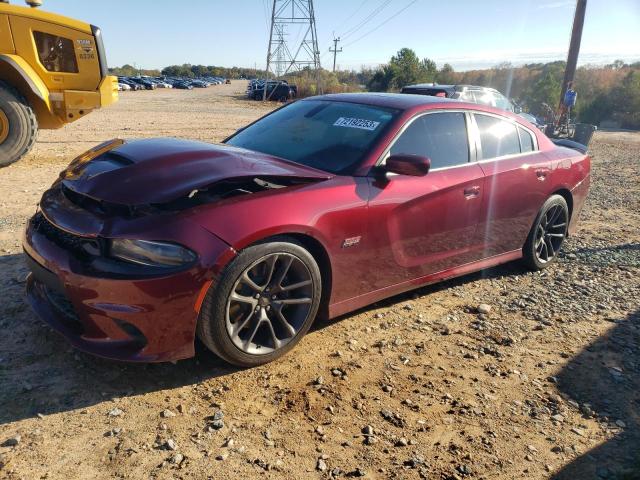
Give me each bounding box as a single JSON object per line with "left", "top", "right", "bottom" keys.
{"left": 0, "top": 81, "right": 38, "bottom": 167}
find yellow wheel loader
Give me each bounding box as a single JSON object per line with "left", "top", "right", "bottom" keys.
{"left": 0, "top": 0, "right": 118, "bottom": 166}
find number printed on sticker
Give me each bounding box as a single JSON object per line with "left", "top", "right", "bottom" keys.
{"left": 333, "top": 117, "right": 380, "bottom": 131}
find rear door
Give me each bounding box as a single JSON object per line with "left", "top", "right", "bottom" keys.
{"left": 471, "top": 112, "right": 551, "bottom": 256}
{"left": 366, "top": 111, "right": 487, "bottom": 290}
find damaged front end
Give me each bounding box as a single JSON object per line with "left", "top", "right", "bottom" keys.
{"left": 23, "top": 137, "right": 334, "bottom": 362}
{"left": 32, "top": 135, "right": 334, "bottom": 262}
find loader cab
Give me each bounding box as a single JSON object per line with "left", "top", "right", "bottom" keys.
{"left": 0, "top": 0, "right": 118, "bottom": 166}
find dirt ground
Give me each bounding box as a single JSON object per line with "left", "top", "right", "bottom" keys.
{"left": 0, "top": 81, "right": 639, "bottom": 480}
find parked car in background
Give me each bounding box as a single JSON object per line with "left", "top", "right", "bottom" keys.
{"left": 518, "top": 112, "right": 545, "bottom": 130}
{"left": 174, "top": 82, "right": 194, "bottom": 90}
{"left": 402, "top": 84, "right": 517, "bottom": 111}
{"left": 250, "top": 80, "right": 297, "bottom": 102}
{"left": 23, "top": 93, "right": 590, "bottom": 367}
{"left": 131, "top": 78, "right": 157, "bottom": 90}
{"left": 118, "top": 78, "right": 144, "bottom": 91}
{"left": 113, "top": 76, "right": 227, "bottom": 92}
{"left": 401, "top": 83, "right": 546, "bottom": 129}
{"left": 190, "top": 80, "right": 210, "bottom": 88}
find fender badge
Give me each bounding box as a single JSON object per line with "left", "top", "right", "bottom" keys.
{"left": 342, "top": 236, "right": 361, "bottom": 248}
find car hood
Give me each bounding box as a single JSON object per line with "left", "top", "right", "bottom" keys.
{"left": 59, "top": 138, "right": 332, "bottom": 205}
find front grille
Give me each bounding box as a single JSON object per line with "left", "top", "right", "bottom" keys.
{"left": 33, "top": 212, "right": 100, "bottom": 256}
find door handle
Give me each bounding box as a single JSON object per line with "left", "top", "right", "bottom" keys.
{"left": 464, "top": 186, "right": 481, "bottom": 198}
{"left": 535, "top": 168, "right": 549, "bottom": 181}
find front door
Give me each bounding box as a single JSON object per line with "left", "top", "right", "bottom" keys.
{"left": 366, "top": 111, "right": 487, "bottom": 290}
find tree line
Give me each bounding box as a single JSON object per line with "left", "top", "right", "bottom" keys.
{"left": 109, "top": 64, "right": 269, "bottom": 80}
{"left": 109, "top": 50, "right": 640, "bottom": 129}
{"left": 358, "top": 48, "right": 640, "bottom": 129}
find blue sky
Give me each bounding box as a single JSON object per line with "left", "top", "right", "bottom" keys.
{"left": 42, "top": 0, "right": 640, "bottom": 71}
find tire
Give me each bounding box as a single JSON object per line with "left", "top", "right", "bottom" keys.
{"left": 197, "top": 238, "right": 322, "bottom": 367}
{"left": 522, "top": 194, "right": 569, "bottom": 270}
{"left": 0, "top": 81, "right": 38, "bottom": 168}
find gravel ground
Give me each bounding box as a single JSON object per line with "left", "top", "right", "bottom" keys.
{"left": 0, "top": 82, "right": 639, "bottom": 480}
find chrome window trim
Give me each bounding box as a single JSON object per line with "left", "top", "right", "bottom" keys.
{"left": 517, "top": 125, "right": 537, "bottom": 154}
{"left": 374, "top": 108, "right": 541, "bottom": 175}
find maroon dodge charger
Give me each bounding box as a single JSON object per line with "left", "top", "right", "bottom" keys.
{"left": 23, "top": 93, "right": 590, "bottom": 366}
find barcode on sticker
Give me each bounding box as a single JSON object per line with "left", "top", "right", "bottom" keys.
{"left": 333, "top": 117, "right": 380, "bottom": 131}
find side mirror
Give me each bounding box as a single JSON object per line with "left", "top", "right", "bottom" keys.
{"left": 385, "top": 154, "right": 431, "bottom": 177}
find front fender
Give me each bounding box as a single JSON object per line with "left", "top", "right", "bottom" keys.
{"left": 0, "top": 53, "right": 62, "bottom": 128}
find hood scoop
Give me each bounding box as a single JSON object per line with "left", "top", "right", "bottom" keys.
{"left": 61, "top": 138, "right": 332, "bottom": 206}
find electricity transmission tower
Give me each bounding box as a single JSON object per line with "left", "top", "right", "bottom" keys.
{"left": 264, "top": 0, "right": 322, "bottom": 99}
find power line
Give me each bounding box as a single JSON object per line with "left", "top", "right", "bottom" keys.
{"left": 261, "top": 0, "right": 271, "bottom": 31}
{"left": 343, "top": 0, "right": 419, "bottom": 48}
{"left": 333, "top": 0, "right": 368, "bottom": 32}
{"left": 341, "top": 0, "right": 392, "bottom": 40}
{"left": 319, "top": 0, "right": 391, "bottom": 63}
{"left": 318, "top": 0, "right": 367, "bottom": 58}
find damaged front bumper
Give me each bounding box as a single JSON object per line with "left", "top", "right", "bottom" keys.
{"left": 22, "top": 200, "right": 235, "bottom": 363}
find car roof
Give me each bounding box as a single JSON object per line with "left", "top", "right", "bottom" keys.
{"left": 403, "top": 84, "right": 456, "bottom": 90}
{"left": 304, "top": 92, "right": 460, "bottom": 111}
{"left": 403, "top": 84, "right": 501, "bottom": 93}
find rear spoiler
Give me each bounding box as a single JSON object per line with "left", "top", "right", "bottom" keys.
{"left": 551, "top": 138, "right": 588, "bottom": 154}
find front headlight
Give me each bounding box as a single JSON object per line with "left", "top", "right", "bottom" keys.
{"left": 110, "top": 239, "right": 196, "bottom": 267}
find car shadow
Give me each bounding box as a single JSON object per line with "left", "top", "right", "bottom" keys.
{"left": 0, "top": 253, "right": 238, "bottom": 426}
{"left": 0, "top": 251, "right": 528, "bottom": 426}
{"left": 551, "top": 308, "right": 640, "bottom": 480}
{"left": 312, "top": 258, "right": 530, "bottom": 331}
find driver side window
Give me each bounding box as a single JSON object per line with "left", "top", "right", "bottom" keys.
{"left": 389, "top": 112, "right": 470, "bottom": 170}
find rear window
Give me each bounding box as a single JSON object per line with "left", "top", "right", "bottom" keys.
{"left": 475, "top": 114, "right": 521, "bottom": 159}
{"left": 226, "top": 100, "right": 398, "bottom": 174}
{"left": 518, "top": 126, "right": 535, "bottom": 152}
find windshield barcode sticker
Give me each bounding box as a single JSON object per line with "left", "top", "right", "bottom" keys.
{"left": 333, "top": 117, "right": 380, "bottom": 131}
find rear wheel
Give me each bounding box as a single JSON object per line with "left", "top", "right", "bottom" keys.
{"left": 522, "top": 195, "right": 569, "bottom": 270}
{"left": 0, "top": 81, "right": 38, "bottom": 167}
{"left": 197, "top": 239, "right": 322, "bottom": 367}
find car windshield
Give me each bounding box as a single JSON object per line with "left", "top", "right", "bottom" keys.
{"left": 226, "top": 100, "right": 399, "bottom": 175}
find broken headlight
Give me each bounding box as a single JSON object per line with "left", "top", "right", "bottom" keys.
{"left": 110, "top": 239, "right": 196, "bottom": 267}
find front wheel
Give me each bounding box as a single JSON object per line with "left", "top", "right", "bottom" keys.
{"left": 0, "top": 81, "right": 38, "bottom": 167}
{"left": 197, "top": 239, "right": 322, "bottom": 367}
{"left": 522, "top": 194, "right": 569, "bottom": 270}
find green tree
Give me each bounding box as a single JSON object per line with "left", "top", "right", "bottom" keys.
{"left": 367, "top": 48, "right": 438, "bottom": 91}
{"left": 437, "top": 63, "right": 455, "bottom": 84}
{"left": 617, "top": 70, "right": 640, "bottom": 128}
{"left": 388, "top": 48, "right": 424, "bottom": 89}
{"left": 525, "top": 72, "right": 562, "bottom": 116}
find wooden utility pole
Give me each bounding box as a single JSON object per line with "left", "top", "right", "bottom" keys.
{"left": 560, "top": 0, "right": 587, "bottom": 105}
{"left": 330, "top": 37, "right": 342, "bottom": 73}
